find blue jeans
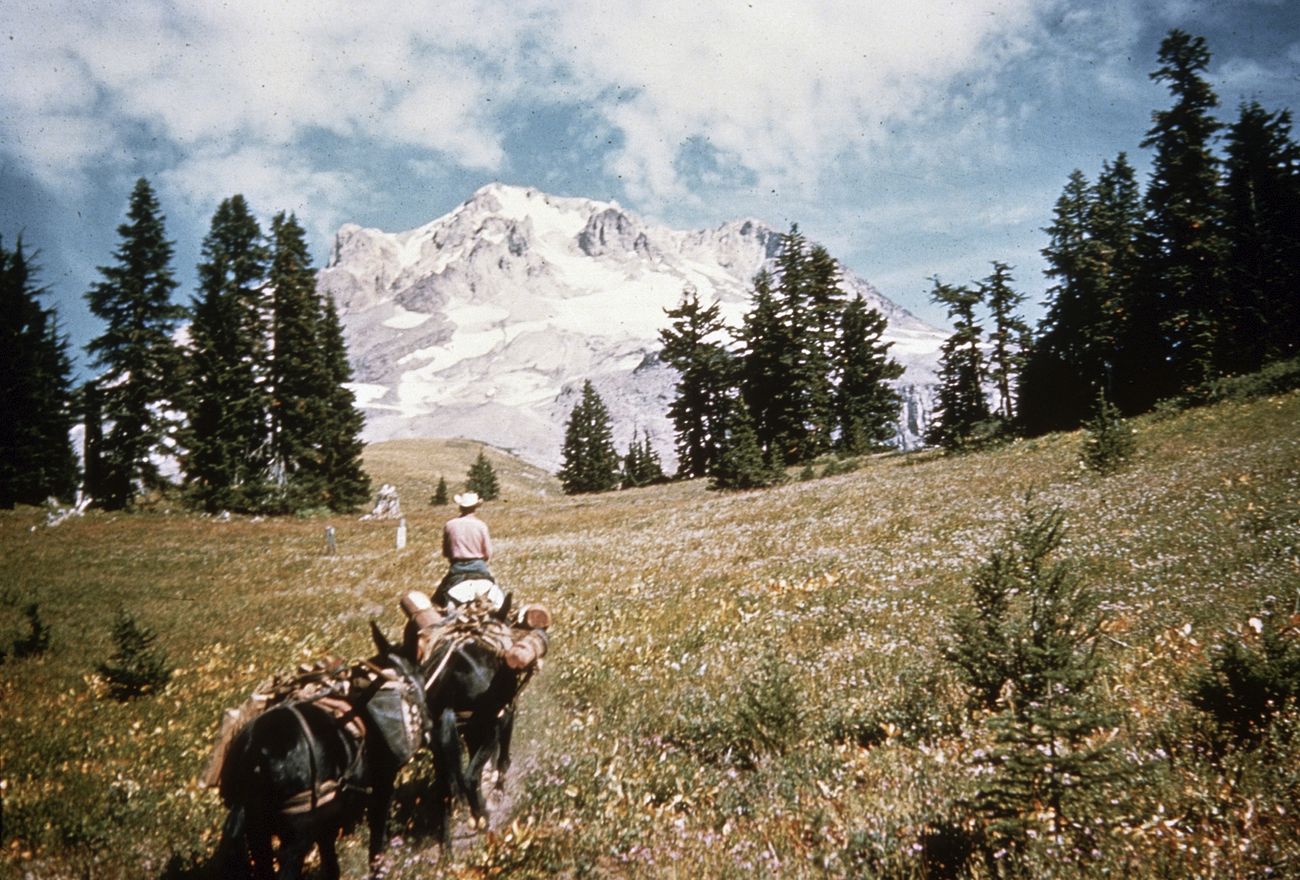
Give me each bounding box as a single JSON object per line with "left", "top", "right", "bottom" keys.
{"left": 447, "top": 559, "right": 491, "bottom": 579}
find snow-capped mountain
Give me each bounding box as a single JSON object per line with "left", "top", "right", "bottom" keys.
{"left": 319, "top": 183, "right": 944, "bottom": 471}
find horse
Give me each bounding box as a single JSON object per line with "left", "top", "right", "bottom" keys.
{"left": 405, "top": 593, "right": 527, "bottom": 851}
{"left": 216, "top": 622, "right": 431, "bottom": 879}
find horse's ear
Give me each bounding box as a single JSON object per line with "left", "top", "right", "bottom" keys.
{"left": 370, "top": 619, "right": 395, "bottom": 657}
{"left": 496, "top": 591, "right": 513, "bottom": 623}
{"left": 401, "top": 620, "right": 421, "bottom": 662}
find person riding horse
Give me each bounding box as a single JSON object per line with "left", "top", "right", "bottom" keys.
{"left": 434, "top": 491, "right": 504, "bottom": 609}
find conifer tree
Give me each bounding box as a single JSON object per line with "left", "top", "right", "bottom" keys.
{"left": 659, "top": 289, "right": 733, "bottom": 478}
{"left": 184, "top": 195, "right": 272, "bottom": 512}
{"left": 1222, "top": 102, "right": 1300, "bottom": 371}
{"left": 948, "top": 499, "right": 1116, "bottom": 861}
{"left": 83, "top": 178, "right": 185, "bottom": 509}
{"left": 1020, "top": 170, "right": 1095, "bottom": 434}
{"left": 979, "top": 261, "right": 1031, "bottom": 422}
{"left": 925, "top": 278, "right": 989, "bottom": 450}
{"left": 432, "top": 475, "right": 449, "bottom": 506}
{"left": 266, "top": 212, "right": 332, "bottom": 512}
{"left": 1022, "top": 156, "right": 1144, "bottom": 432}
{"left": 98, "top": 610, "right": 172, "bottom": 699}
{"left": 834, "top": 294, "right": 903, "bottom": 453}
{"left": 622, "top": 427, "right": 666, "bottom": 488}
{"left": 1090, "top": 154, "right": 1146, "bottom": 414}
{"left": 711, "top": 397, "right": 777, "bottom": 491}
{"left": 738, "top": 269, "right": 789, "bottom": 461}
{"left": 1080, "top": 390, "right": 1136, "bottom": 475}
{"left": 1141, "top": 29, "right": 1228, "bottom": 398}
{"left": 800, "top": 243, "right": 844, "bottom": 456}
{"left": 315, "top": 289, "right": 371, "bottom": 511}
{"left": 0, "top": 237, "right": 78, "bottom": 507}
{"left": 770, "top": 226, "right": 821, "bottom": 462}
{"left": 558, "top": 380, "right": 620, "bottom": 494}
{"left": 466, "top": 449, "right": 500, "bottom": 501}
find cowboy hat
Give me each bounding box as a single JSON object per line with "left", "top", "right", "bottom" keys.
{"left": 453, "top": 491, "right": 482, "bottom": 509}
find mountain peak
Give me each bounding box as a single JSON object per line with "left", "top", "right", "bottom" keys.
{"left": 318, "top": 186, "right": 943, "bottom": 469}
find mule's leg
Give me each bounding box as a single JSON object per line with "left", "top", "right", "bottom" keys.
{"left": 366, "top": 777, "right": 396, "bottom": 879}
{"left": 216, "top": 804, "right": 253, "bottom": 880}
{"left": 246, "top": 821, "right": 275, "bottom": 880}
{"left": 494, "top": 704, "right": 515, "bottom": 791}
{"left": 317, "top": 830, "right": 340, "bottom": 880}
{"left": 272, "top": 830, "right": 314, "bottom": 880}
{"left": 431, "top": 707, "right": 462, "bottom": 852}
{"left": 463, "top": 718, "right": 497, "bottom": 829}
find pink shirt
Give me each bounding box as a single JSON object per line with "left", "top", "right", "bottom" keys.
{"left": 442, "top": 514, "right": 491, "bottom": 561}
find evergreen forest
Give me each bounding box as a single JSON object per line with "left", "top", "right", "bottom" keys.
{"left": 2, "top": 180, "right": 370, "bottom": 514}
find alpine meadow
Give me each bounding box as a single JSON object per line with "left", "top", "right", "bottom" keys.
{"left": 3, "top": 8, "right": 1300, "bottom": 879}
{"left": 3, "top": 378, "right": 1300, "bottom": 877}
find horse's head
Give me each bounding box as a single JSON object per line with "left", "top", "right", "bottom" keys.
{"left": 368, "top": 620, "right": 434, "bottom": 750}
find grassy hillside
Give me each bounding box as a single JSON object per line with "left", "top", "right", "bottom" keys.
{"left": 1, "top": 390, "right": 1297, "bottom": 878}
{"left": 362, "top": 437, "right": 562, "bottom": 504}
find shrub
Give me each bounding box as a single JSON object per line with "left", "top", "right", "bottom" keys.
{"left": 1198, "top": 356, "right": 1300, "bottom": 404}
{"left": 98, "top": 610, "right": 172, "bottom": 699}
{"left": 1188, "top": 599, "right": 1300, "bottom": 747}
{"left": 668, "top": 653, "right": 805, "bottom": 768}
{"left": 10, "top": 602, "right": 52, "bottom": 659}
{"left": 1081, "top": 391, "right": 1136, "bottom": 474}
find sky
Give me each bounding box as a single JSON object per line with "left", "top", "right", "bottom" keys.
{"left": 2, "top": 0, "right": 1298, "bottom": 380}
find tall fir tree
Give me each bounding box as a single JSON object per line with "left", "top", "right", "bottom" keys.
{"left": 558, "top": 380, "right": 620, "bottom": 494}
{"left": 1022, "top": 156, "right": 1145, "bottom": 432}
{"left": 738, "top": 268, "right": 796, "bottom": 463}
{"left": 184, "top": 195, "right": 272, "bottom": 512}
{"left": 84, "top": 178, "right": 185, "bottom": 509}
{"left": 659, "top": 289, "right": 734, "bottom": 479}
{"left": 0, "top": 237, "right": 78, "bottom": 507}
{"left": 925, "top": 278, "right": 990, "bottom": 450}
{"left": 1140, "top": 29, "right": 1228, "bottom": 399}
{"left": 979, "top": 261, "right": 1031, "bottom": 422}
{"left": 1089, "top": 153, "right": 1145, "bottom": 414}
{"left": 799, "top": 243, "right": 844, "bottom": 456}
{"left": 1222, "top": 102, "right": 1300, "bottom": 371}
{"left": 834, "top": 294, "right": 903, "bottom": 453}
{"left": 769, "top": 226, "right": 821, "bottom": 462}
{"left": 466, "top": 449, "right": 501, "bottom": 501}
{"left": 266, "top": 212, "right": 332, "bottom": 512}
{"left": 315, "top": 288, "right": 371, "bottom": 511}
{"left": 1021, "top": 170, "right": 1095, "bottom": 434}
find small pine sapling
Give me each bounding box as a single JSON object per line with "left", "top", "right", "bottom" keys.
{"left": 1081, "top": 390, "right": 1136, "bottom": 474}
{"left": 432, "top": 475, "right": 449, "bottom": 506}
{"left": 11, "top": 603, "right": 52, "bottom": 659}
{"left": 945, "top": 496, "right": 1117, "bottom": 864}
{"left": 98, "top": 610, "right": 172, "bottom": 699}
{"left": 1188, "top": 597, "right": 1300, "bottom": 747}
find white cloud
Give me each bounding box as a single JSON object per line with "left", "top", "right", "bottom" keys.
{"left": 539, "top": 0, "right": 1043, "bottom": 206}
{"left": 158, "top": 146, "right": 359, "bottom": 247}
{"left": 0, "top": 0, "right": 518, "bottom": 198}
